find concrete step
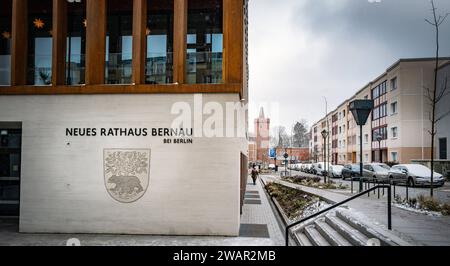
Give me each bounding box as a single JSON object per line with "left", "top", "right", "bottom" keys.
{"left": 314, "top": 218, "right": 352, "bottom": 246}
{"left": 325, "top": 215, "right": 369, "bottom": 246}
{"left": 336, "top": 209, "right": 411, "bottom": 246}
{"left": 304, "top": 225, "right": 331, "bottom": 246}
{"left": 295, "top": 231, "right": 314, "bottom": 246}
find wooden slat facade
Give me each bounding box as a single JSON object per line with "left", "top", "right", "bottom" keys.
{"left": 1, "top": 0, "right": 245, "bottom": 98}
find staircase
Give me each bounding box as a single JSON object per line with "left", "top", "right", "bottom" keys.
{"left": 292, "top": 208, "right": 411, "bottom": 246}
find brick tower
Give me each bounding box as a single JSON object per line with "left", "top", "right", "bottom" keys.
{"left": 255, "top": 108, "right": 270, "bottom": 165}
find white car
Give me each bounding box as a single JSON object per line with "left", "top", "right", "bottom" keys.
{"left": 330, "top": 165, "right": 345, "bottom": 178}
{"left": 388, "top": 164, "right": 445, "bottom": 187}
{"left": 312, "top": 162, "right": 326, "bottom": 176}
{"left": 268, "top": 164, "right": 276, "bottom": 170}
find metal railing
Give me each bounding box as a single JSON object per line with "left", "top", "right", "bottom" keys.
{"left": 285, "top": 184, "right": 392, "bottom": 246}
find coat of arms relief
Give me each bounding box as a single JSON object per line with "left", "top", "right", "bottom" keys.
{"left": 104, "top": 149, "right": 151, "bottom": 203}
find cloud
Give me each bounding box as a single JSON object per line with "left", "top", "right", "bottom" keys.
{"left": 249, "top": 0, "right": 450, "bottom": 131}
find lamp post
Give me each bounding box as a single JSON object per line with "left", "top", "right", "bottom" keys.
{"left": 321, "top": 129, "right": 329, "bottom": 183}
{"left": 376, "top": 132, "right": 383, "bottom": 163}
{"left": 350, "top": 100, "right": 374, "bottom": 192}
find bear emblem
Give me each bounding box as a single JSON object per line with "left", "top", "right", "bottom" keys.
{"left": 104, "top": 149, "right": 151, "bottom": 203}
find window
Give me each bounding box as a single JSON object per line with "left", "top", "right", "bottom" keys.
{"left": 391, "top": 77, "right": 398, "bottom": 91}
{"left": 372, "top": 127, "right": 387, "bottom": 141}
{"left": 391, "top": 127, "right": 398, "bottom": 139}
{"left": 27, "top": 0, "right": 53, "bottom": 85}
{"left": 372, "top": 103, "right": 387, "bottom": 120}
{"left": 364, "top": 134, "right": 369, "bottom": 144}
{"left": 146, "top": 0, "right": 174, "bottom": 84}
{"left": 391, "top": 101, "right": 398, "bottom": 115}
{"left": 391, "top": 152, "right": 398, "bottom": 162}
{"left": 439, "top": 138, "right": 447, "bottom": 160}
{"left": 187, "top": 0, "right": 223, "bottom": 84}
{"left": 364, "top": 154, "right": 369, "bottom": 163}
{"left": 106, "top": 0, "right": 133, "bottom": 84}
{"left": 0, "top": 0, "right": 12, "bottom": 85}
{"left": 66, "top": 0, "right": 86, "bottom": 85}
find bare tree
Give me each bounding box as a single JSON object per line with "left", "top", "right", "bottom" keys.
{"left": 424, "top": 0, "right": 449, "bottom": 198}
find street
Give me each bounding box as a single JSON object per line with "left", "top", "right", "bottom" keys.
{"left": 279, "top": 167, "right": 450, "bottom": 204}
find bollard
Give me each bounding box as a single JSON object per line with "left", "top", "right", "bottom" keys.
{"left": 406, "top": 182, "right": 409, "bottom": 202}
{"left": 388, "top": 185, "right": 392, "bottom": 230}
{"left": 377, "top": 180, "right": 380, "bottom": 199}
{"left": 351, "top": 178, "right": 354, "bottom": 194}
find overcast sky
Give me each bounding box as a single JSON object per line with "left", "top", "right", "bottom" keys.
{"left": 248, "top": 0, "right": 450, "bottom": 131}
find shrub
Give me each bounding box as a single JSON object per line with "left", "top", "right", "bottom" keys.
{"left": 418, "top": 195, "right": 442, "bottom": 212}
{"left": 441, "top": 204, "right": 450, "bottom": 216}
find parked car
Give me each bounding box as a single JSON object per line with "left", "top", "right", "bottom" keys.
{"left": 388, "top": 164, "right": 445, "bottom": 187}
{"left": 363, "top": 163, "right": 391, "bottom": 182}
{"left": 268, "top": 164, "right": 276, "bottom": 170}
{"left": 330, "top": 165, "right": 345, "bottom": 178}
{"left": 342, "top": 164, "right": 363, "bottom": 180}
{"left": 311, "top": 162, "right": 326, "bottom": 176}
{"left": 302, "top": 163, "right": 312, "bottom": 173}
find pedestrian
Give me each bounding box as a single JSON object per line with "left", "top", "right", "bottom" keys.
{"left": 251, "top": 167, "right": 259, "bottom": 185}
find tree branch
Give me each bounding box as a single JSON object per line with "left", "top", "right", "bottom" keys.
{"left": 436, "top": 109, "right": 450, "bottom": 123}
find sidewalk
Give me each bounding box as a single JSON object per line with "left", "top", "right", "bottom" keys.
{"left": 240, "top": 177, "right": 285, "bottom": 246}
{"left": 263, "top": 175, "right": 450, "bottom": 246}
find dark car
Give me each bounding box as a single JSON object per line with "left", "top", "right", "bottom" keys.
{"left": 342, "top": 164, "right": 362, "bottom": 180}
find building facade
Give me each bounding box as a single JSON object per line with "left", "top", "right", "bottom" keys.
{"left": 311, "top": 58, "right": 450, "bottom": 166}
{"left": 0, "top": 0, "right": 249, "bottom": 237}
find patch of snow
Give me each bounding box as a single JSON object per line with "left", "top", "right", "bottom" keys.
{"left": 301, "top": 200, "right": 332, "bottom": 219}
{"left": 394, "top": 203, "right": 442, "bottom": 217}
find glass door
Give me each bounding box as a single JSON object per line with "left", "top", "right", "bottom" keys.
{"left": 0, "top": 128, "right": 21, "bottom": 217}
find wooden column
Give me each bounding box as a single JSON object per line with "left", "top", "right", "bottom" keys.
{"left": 132, "top": 0, "right": 147, "bottom": 85}
{"left": 173, "top": 0, "right": 187, "bottom": 84}
{"left": 223, "top": 0, "right": 243, "bottom": 84}
{"left": 52, "top": 0, "right": 67, "bottom": 85}
{"left": 85, "top": 0, "right": 107, "bottom": 85}
{"left": 11, "top": 0, "right": 28, "bottom": 86}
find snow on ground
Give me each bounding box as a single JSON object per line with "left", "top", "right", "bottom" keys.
{"left": 393, "top": 203, "right": 442, "bottom": 217}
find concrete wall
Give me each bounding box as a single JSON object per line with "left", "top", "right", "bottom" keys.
{"left": 0, "top": 93, "right": 246, "bottom": 236}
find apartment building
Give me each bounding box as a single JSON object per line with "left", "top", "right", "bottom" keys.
{"left": 0, "top": 0, "right": 249, "bottom": 236}
{"left": 311, "top": 58, "right": 450, "bottom": 165}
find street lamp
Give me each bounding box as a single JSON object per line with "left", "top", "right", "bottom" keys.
{"left": 375, "top": 132, "right": 383, "bottom": 163}
{"left": 349, "top": 99, "right": 374, "bottom": 192}
{"left": 321, "top": 129, "right": 329, "bottom": 183}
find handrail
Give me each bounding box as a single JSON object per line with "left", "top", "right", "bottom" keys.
{"left": 285, "top": 185, "right": 392, "bottom": 246}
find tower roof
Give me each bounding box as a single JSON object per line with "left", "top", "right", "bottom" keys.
{"left": 259, "top": 107, "right": 265, "bottom": 119}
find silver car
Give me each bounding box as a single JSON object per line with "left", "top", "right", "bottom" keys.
{"left": 388, "top": 164, "right": 445, "bottom": 187}
{"left": 363, "top": 163, "right": 391, "bottom": 182}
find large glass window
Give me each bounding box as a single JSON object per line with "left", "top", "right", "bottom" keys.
{"left": 27, "top": 0, "right": 53, "bottom": 85}
{"left": 66, "top": 0, "right": 86, "bottom": 85}
{"left": 106, "top": 0, "right": 133, "bottom": 84}
{"left": 146, "top": 0, "right": 174, "bottom": 84}
{"left": 187, "top": 0, "right": 223, "bottom": 84}
{"left": 0, "top": 0, "right": 12, "bottom": 85}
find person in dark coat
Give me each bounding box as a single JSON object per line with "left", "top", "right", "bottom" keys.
{"left": 251, "top": 167, "right": 259, "bottom": 185}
